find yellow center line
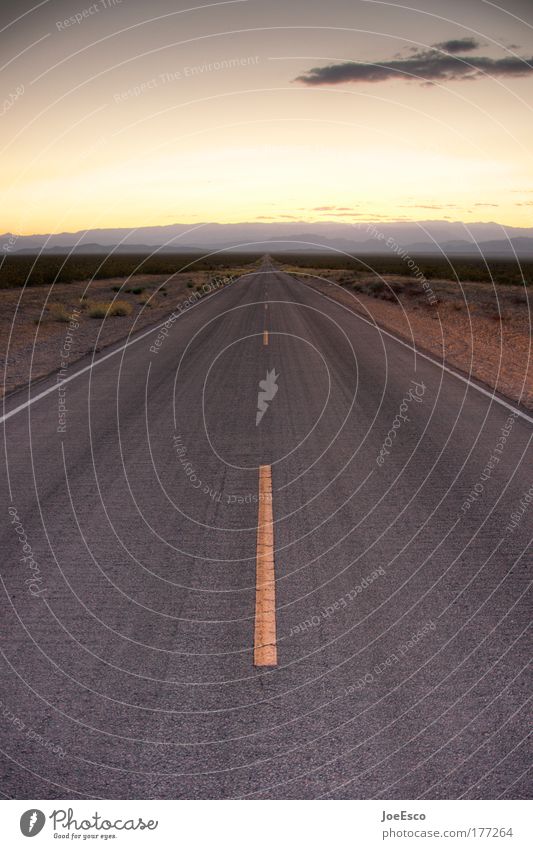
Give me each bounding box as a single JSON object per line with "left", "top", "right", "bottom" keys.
{"left": 254, "top": 464, "right": 277, "bottom": 666}
{"left": 263, "top": 329, "right": 269, "bottom": 345}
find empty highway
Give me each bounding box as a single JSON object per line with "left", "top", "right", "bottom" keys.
{"left": 1, "top": 259, "right": 531, "bottom": 799}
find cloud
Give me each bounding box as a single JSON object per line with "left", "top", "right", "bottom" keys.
{"left": 295, "top": 49, "right": 533, "bottom": 86}
{"left": 310, "top": 205, "right": 357, "bottom": 211}
{"left": 433, "top": 38, "right": 480, "bottom": 53}
{"left": 320, "top": 211, "right": 365, "bottom": 217}
{"left": 400, "top": 203, "right": 458, "bottom": 209}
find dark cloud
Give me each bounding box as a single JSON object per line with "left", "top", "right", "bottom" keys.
{"left": 433, "top": 38, "right": 480, "bottom": 53}
{"left": 295, "top": 50, "right": 533, "bottom": 86}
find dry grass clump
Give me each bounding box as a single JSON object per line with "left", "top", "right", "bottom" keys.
{"left": 87, "top": 300, "right": 132, "bottom": 318}
{"left": 48, "top": 302, "right": 71, "bottom": 322}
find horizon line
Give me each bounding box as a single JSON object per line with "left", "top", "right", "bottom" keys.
{"left": 2, "top": 217, "right": 532, "bottom": 239}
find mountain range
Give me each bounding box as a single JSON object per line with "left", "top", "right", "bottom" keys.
{"left": 2, "top": 221, "right": 533, "bottom": 257}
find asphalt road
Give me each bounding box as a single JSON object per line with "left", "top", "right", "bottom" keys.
{"left": 1, "top": 258, "right": 531, "bottom": 799}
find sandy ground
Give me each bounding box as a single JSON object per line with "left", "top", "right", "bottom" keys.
{"left": 0, "top": 267, "right": 249, "bottom": 398}
{"left": 287, "top": 267, "right": 533, "bottom": 411}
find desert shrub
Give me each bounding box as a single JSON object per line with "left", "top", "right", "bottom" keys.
{"left": 272, "top": 253, "right": 533, "bottom": 288}
{"left": 0, "top": 252, "right": 258, "bottom": 289}
{"left": 87, "top": 302, "right": 108, "bottom": 318}
{"left": 111, "top": 301, "right": 133, "bottom": 316}
{"left": 363, "top": 280, "right": 384, "bottom": 295}
{"left": 88, "top": 300, "right": 132, "bottom": 318}
{"left": 48, "top": 302, "right": 70, "bottom": 322}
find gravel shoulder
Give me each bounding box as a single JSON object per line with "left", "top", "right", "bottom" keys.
{"left": 291, "top": 267, "right": 533, "bottom": 411}
{"left": 1, "top": 267, "right": 249, "bottom": 398}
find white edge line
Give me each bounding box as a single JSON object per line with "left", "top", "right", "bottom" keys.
{"left": 294, "top": 275, "right": 533, "bottom": 426}
{"left": 0, "top": 272, "right": 249, "bottom": 425}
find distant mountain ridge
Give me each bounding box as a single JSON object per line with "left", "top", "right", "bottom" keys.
{"left": 2, "top": 221, "right": 533, "bottom": 257}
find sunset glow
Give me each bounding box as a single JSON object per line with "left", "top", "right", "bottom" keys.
{"left": 1, "top": 0, "right": 532, "bottom": 234}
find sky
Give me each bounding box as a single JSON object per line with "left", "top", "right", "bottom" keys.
{"left": 1, "top": 0, "right": 533, "bottom": 235}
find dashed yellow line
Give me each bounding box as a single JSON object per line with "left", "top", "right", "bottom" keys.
{"left": 254, "top": 465, "right": 277, "bottom": 666}
{"left": 263, "top": 329, "right": 269, "bottom": 346}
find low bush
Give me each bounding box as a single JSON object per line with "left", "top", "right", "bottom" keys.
{"left": 48, "top": 302, "right": 70, "bottom": 322}
{"left": 88, "top": 300, "right": 132, "bottom": 318}
{"left": 0, "top": 253, "right": 257, "bottom": 289}
{"left": 111, "top": 301, "right": 133, "bottom": 316}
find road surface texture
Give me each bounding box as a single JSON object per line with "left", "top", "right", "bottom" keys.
{"left": 1, "top": 259, "right": 531, "bottom": 799}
